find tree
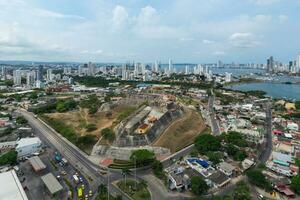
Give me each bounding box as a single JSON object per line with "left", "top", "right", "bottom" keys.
{"left": 16, "top": 116, "right": 28, "bottom": 125}
{"left": 233, "top": 181, "right": 251, "bottom": 200}
{"left": 190, "top": 176, "right": 209, "bottom": 196}
{"left": 222, "top": 131, "right": 247, "bottom": 147}
{"left": 130, "top": 149, "right": 155, "bottom": 167}
{"left": 246, "top": 169, "right": 272, "bottom": 191}
{"left": 207, "top": 152, "right": 222, "bottom": 165}
{"left": 291, "top": 175, "right": 300, "bottom": 194}
{"left": 0, "top": 151, "right": 18, "bottom": 165}
{"left": 101, "top": 128, "right": 115, "bottom": 142}
{"left": 56, "top": 102, "right": 67, "bottom": 112}
{"left": 152, "top": 160, "right": 163, "bottom": 177}
{"left": 85, "top": 123, "right": 97, "bottom": 132}
{"left": 76, "top": 135, "right": 97, "bottom": 148}
{"left": 194, "top": 134, "right": 221, "bottom": 154}
{"left": 295, "top": 101, "right": 300, "bottom": 110}
{"left": 97, "top": 184, "right": 107, "bottom": 195}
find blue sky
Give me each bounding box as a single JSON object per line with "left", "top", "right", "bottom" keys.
{"left": 0, "top": 0, "right": 299, "bottom": 63}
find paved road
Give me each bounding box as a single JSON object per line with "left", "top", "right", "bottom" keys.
{"left": 258, "top": 101, "right": 273, "bottom": 164}
{"left": 208, "top": 91, "right": 220, "bottom": 135}
{"left": 18, "top": 109, "right": 130, "bottom": 200}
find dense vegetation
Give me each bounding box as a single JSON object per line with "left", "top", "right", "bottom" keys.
{"left": 194, "top": 134, "right": 221, "bottom": 154}
{"left": 130, "top": 149, "right": 155, "bottom": 167}
{"left": 79, "top": 94, "right": 102, "bottom": 114}
{"left": 246, "top": 169, "right": 272, "bottom": 191}
{"left": 191, "top": 176, "right": 209, "bottom": 196}
{"left": 291, "top": 175, "right": 300, "bottom": 194}
{"left": 0, "top": 151, "right": 18, "bottom": 165}
{"left": 96, "top": 184, "right": 122, "bottom": 200}
{"left": 101, "top": 128, "right": 115, "bottom": 142}
{"left": 73, "top": 76, "right": 213, "bottom": 90}
{"left": 152, "top": 160, "right": 164, "bottom": 178}
{"left": 56, "top": 99, "right": 77, "bottom": 112}
{"left": 194, "top": 132, "right": 248, "bottom": 162}
{"left": 41, "top": 115, "right": 97, "bottom": 153}
{"left": 16, "top": 116, "right": 28, "bottom": 125}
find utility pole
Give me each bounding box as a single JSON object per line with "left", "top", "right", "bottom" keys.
{"left": 107, "top": 167, "right": 109, "bottom": 200}
{"left": 134, "top": 156, "right": 137, "bottom": 190}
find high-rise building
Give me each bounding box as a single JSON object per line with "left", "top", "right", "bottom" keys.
{"left": 36, "top": 65, "right": 43, "bottom": 81}
{"left": 185, "top": 65, "right": 189, "bottom": 75}
{"left": 168, "top": 59, "right": 173, "bottom": 76}
{"left": 267, "top": 56, "right": 274, "bottom": 73}
{"left": 296, "top": 54, "right": 300, "bottom": 72}
{"left": 46, "top": 69, "right": 53, "bottom": 81}
{"left": 1, "top": 66, "right": 6, "bottom": 80}
{"left": 26, "top": 71, "right": 35, "bottom": 86}
{"left": 88, "top": 62, "right": 96, "bottom": 76}
{"left": 13, "top": 70, "right": 22, "bottom": 85}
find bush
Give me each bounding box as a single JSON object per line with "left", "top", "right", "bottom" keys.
{"left": 76, "top": 135, "right": 97, "bottom": 148}
{"left": 130, "top": 149, "right": 155, "bottom": 167}
{"left": 291, "top": 175, "right": 300, "bottom": 194}
{"left": 191, "top": 176, "right": 209, "bottom": 196}
{"left": 246, "top": 169, "right": 272, "bottom": 191}
{"left": 152, "top": 160, "right": 163, "bottom": 178}
{"left": 85, "top": 124, "right": 97, "bottom": 132}
{"left": 16, "top": 116, "right": 28, "bottom": 125}
{"left": 101, "top": 128, "right": 115, "bottom": 142}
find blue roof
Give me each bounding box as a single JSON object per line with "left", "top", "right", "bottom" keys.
{"left": 187, "top": 158, "right": 209, "bottom": 168}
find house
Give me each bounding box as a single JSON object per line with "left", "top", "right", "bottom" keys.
{"left": 218, "top": 162, "right": 235, "bottom": 177}
{"left": 287, "top": 122, "right": 298, "bottom": 131}
{"left": 207, "top": 170, "right": 231, "bottom": 188}
{"left": 167, "top": 167, "right": 190, "bottom": 192}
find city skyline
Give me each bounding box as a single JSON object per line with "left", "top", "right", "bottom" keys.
{"left": 0, "top": 0, "right": 300, "bottom": 63}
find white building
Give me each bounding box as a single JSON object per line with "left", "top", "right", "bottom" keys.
{"left": 46, "top": 69, "right": 53, "bottom": 81}
{"left": 16, "top": 137, "right": 42, "bottom": 158}
{"left": 0, "top": 170, "right": 28, "bottom": 200}
{"left": 225, "top": 72, "right": 232, "bottom": 83}
{"left": 287, "top": 122, "right": 299, "bottom": 131}
{"left": 13, "top": 70, "right": 22, "bottom": 85}
{"left": 26, "top": 71, "right": 35, "bottom": 87}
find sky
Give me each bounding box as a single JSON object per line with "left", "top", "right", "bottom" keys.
{"left": 0, "top": 0, "right": 299, "bottom": 63}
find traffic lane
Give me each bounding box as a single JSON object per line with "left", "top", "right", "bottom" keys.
{"left": 21, "top": 111, "right": 130, "bottom": 200}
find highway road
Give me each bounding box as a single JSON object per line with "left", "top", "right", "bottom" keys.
{"left": 208, "top": 91, "right": 220, "bottom": 135}
{"left": 18, "top": 109, "right": 196, "bottom": 200}
{"left": 17, "top": 109, "right": 130, "bottom": 200}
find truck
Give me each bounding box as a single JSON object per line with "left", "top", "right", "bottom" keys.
{"left": 73, "top": 175, "right": 79, "bottom": 184}
{"left": 77, "top": 187, "right": 83, "bottom": 198}
{"left": 54, "top": 152, "right": 62, "bottom": 163}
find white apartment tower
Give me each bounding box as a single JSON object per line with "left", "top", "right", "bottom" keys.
{"left": 13, "top": 70, "right": 22, "bottom": 85}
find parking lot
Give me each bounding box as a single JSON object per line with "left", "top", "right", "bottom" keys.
{"left": 17, "top": 145, "right": 93, "bottom": 200}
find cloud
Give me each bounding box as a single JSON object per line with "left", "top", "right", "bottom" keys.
{"left": 203, "top": 39, "right": 215, "bottom": 44}
{"left": 278, "top": 14, "right": 288, "bottom": 23}
{"left": 35, "top": 9, "right": 85, "bottom": 20}
{"left": 136, "top": 5, "right": 158, "bottom": 26}
{"left": 180, "top": 37, "right": 194, "bottom": 42}
{"left": 213, "top": 51, "right": 226, "bottom": 56}
{"left": 112, "top": 5, "right": 129, "bottom": 28}
{"left": 250, "top": 0, "right": 281, "bottom": 5}
{"left": 229, "top": 32, "right": 260, "bottom": 48}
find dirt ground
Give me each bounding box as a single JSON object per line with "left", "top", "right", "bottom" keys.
{"left": 153, "top": 107, "right": 206, "bottom": 153}
{"left": 45, "top": 105, "right": 133, "bottom": 137}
